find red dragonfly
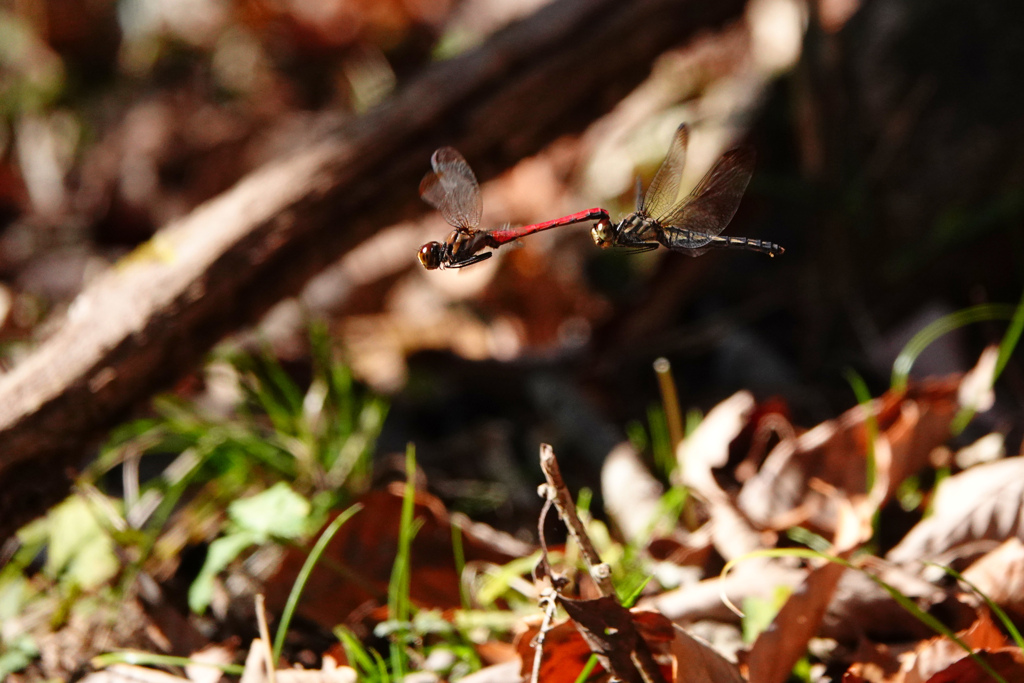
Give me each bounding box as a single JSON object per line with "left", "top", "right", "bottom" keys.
{"left": 590, "top": 123, "right": 784, "bottom": 258}
{"left": 418, "top": 147, "right": 609, "bottom": 270}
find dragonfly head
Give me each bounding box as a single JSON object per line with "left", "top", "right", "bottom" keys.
{"left": 591, "top": 217, "right": 616, "bottom": 249}
{"left": 418, "top": 241, "right": 445, "bottom": 269}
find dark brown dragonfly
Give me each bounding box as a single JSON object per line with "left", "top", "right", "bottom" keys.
{"left": 418, "top": 147, "right": 608, "bottom": 270}
{"left": 590, "top": 123, "right": 784, "bottom": 258}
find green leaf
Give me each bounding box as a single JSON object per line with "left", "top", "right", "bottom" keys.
{"left": 273, "top": 503, "right": 363, "bottom": 662}
{"left": 228, "top": 482, "right": 311, "bottom": 541}
{"left": 44, "top": 497, "right": 119, "bottom": 591}
{"left": 891, "top": 303, "right": 1017, "bottom": 392}
{"left": 742, "top": 586, "right": 792, "bottom": 643}
{"left": 0, "top": 633, "right": 39, "bottom": 678}
{"left": 188, "top": 531, "right": 256, "bottom": 614}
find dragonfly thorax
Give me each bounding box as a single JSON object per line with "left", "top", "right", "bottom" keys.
{"left": 621, "top": 212, "right": 658, "bottom": 238}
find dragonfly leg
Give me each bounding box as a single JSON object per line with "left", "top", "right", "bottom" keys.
{"left": 619, "top": 242, "right": 660, "bottom": 254}
{"left": 447, "top": 251, "right": 494, "bottom": 268}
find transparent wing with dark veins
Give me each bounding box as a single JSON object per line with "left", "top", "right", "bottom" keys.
{"left": 418, "top": 171, "right": 447, "bottom": 211}
{"left": 642, "top": 123, "right": 689, "bottom": 219}
{"left": 418, "top": 147, "right": 482, "bottom": 230}
{"left": 658, "top": 146, "right": 755, "bottom": 248}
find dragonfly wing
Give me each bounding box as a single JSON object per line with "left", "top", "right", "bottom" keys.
{"left": 658, "top": 145, "right": 755, "bottom": 240}
{"left": 419, "top": 171, "right": 447, "bottom": 211}
{"left": 420, "top": 147, "right": 482, "bottom": 230}
{"left": 657, "top": 226, "right": 714, "bottom": 252}
{"left": 642, "top": 123, "right": 689, "bottom": 219}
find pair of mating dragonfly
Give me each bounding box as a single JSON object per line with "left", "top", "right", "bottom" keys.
{"left": 417, "top": 123, "right": 784, "bottom": 271}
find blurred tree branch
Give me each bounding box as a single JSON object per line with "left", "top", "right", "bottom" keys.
{"left": 0, "top": 0, "right": 749, "bottom": 538}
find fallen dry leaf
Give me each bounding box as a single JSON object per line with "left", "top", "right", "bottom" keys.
{"left": 676, "top": 391, "right": 755, "bottom": 500}
{"left": 455, "top": 659, "right": 524, "bottom": 683}
{"left": 514, "top": 617, "right": 601, "bottom": 683}
{"left": 923, "top": 648, "right": 1024, "bottom": 683}
{"left": 738, "top": 377, "right": 960, "bottom": 535}
{"left": 558, "top": 596, "right": 666, "bottom": 683}
{"left": 642, "top": 558, "right": 804, "bottom": 625}
{"left": 516, "top": 600, "right": 722, "bottom": 683}
{"left": 887, "top": 456, "right": 1024, "bottom": 564}
{"left": 955, "top": 432, "right": 1005, "bottom": 469}
{"left": 957, "top": 345, "right": 999, "bottom": 415}
{"left": 842, "top": 639, "right": 906, "bottom": 682}
{"left": 81, "top": 664, "right": 189, "bottom": 683}
{"left": 602, "top": 441, "right": 666, "bottom": 544}
{"left": 745, "top": 496, "right": 863, "bottom": 683}
{"left": 900, "top": 608, "right": 1009, "bottom": 683}
{"left": 669, "top": 624, "right": 745, "bottom": 683}
{"left": 676, "top": 391, "right": 768, "bottom": 560}
{"left": 186, "top": 642, "right": 237, "bottom": 683}
{"left": 961, "top": 537, "right": 1024, "bottom": 623}
{"left": 265, "top": 485, "right": 530, "bottom": 627}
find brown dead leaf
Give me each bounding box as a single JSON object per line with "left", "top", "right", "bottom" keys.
{"left": 265, "top": 485, "right": 528, "bottom": 627}
{"left": 82, "top": 665, "right": 189, "bottom": 683}
{"left": 746, "top": 558, "right": 847, "bottom": 683}
{"left": 957, "top": 345, "right": 999, "bottom": 415}
{"left": 456, "top": 660, "right": 524, "bottom": 683}
{"left": 275, "top": 661, "right": 357, "bottom": 683}
{"left": 843, "top": 639, "right": 906, "bottom": 682}
{"left": 669, "top": 624, "right": 745, "bottom": 683}
{"left": 901, "top": 608, "right": 1010, "bottom": 683}
{"left": 514, "top": 618, "right": 600, "bottom": 683}
{"left": 559, "top": 596, "right": 644, "bottom": 682}
{"left": 820, "top": 565, "right": 943, "bottom": 642}
{"left": 676, "top": 391, "right": 768, "bottom": 560}
{"left": 602, "top": 441, "right": 666, "bottom": 544}
{"left": 739, "top": 377, "right": 960, "bottom": 535}
{"left": 746, "top": 497, "right": 862, "bottom": 683}
{"left": 962, "top": 538, "right": 1024, "bottom": 622}
{"left": 516, "top": 601, "right": 705, "bottom": 683}
{"left": 677, "top": 391, "right": 755, "bottom": 500}
{"left": 186, "top": 642, "right": 237, "bottom": 683}
{"left": 887, "top": 456, "right": 1024, "bottom": 564}
{"left": 955, "top": 432, "right": 1005, "bottom": 469}
{"left": 642, "top": 559, "right": 804, "bottom": 624}
{"left": 923, "top": 648, "right": 1024, "bottom": 683}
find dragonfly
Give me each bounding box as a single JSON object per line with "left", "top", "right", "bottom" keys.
{"left": 418, "top": 146, "right": 609, "bottom": 270}
{"left": 590, "top": 123, "right": 784, "bottom": 258}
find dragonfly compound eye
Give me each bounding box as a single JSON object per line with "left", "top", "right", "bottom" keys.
{"left": 418, "top": 242, "right": 444, "bottom": 269}
{"left": 591, "top": 218, "right": 614, "bottom": 249}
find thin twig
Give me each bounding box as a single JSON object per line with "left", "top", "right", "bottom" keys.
{"left": 538, "top": 443, "right": 616, "bottom": 597}
{"left": 531, "top": 587, "right": 559, "bottom": 683}
{"left": 255, "top": 594, "right": 277, "bottom": 683}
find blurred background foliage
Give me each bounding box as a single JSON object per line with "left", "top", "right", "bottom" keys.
{"left": 1, "top": 0, "right": 1024, "bottom": 679}
{"left": 0, "top": 0, "right": 1022, "bottom": 606}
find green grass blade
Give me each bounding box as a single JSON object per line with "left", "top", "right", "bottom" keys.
{"left": 272, "top": 503, "right": 363, "bottom": 662}
{"left": 926, "top": 562, "right": 1024, "bottom": 651}
{"left": 721, "top": 549, "right": 1008, "bottom": 683}
{"left": 891, "top": 303, "right": 1017, "bottom": 392}
{"left": 843, "top": 368, "right": 877, "bottom": 494}
{"left": 994, "top": 290, "right": 1024, "bottom": 379}
{"left": 91, "top": 651, "right": 244, "bottom": 676}
{"left": 388, "top": 444, "right": 420, "bottom": 679}
{"left": 335, "top": 627, "right": 388, "bottom": 682}
{"left": 951, "top": 290, "right": 1024, "bottom": 434}
{"left": 451, "top": 522, "right": 468, "bottom": 610}
{"left": 574, "top": 654, "right": 599, "bottom": 683}
{"left": 863, "top": 572, "right": 1006, "bottom": 683}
